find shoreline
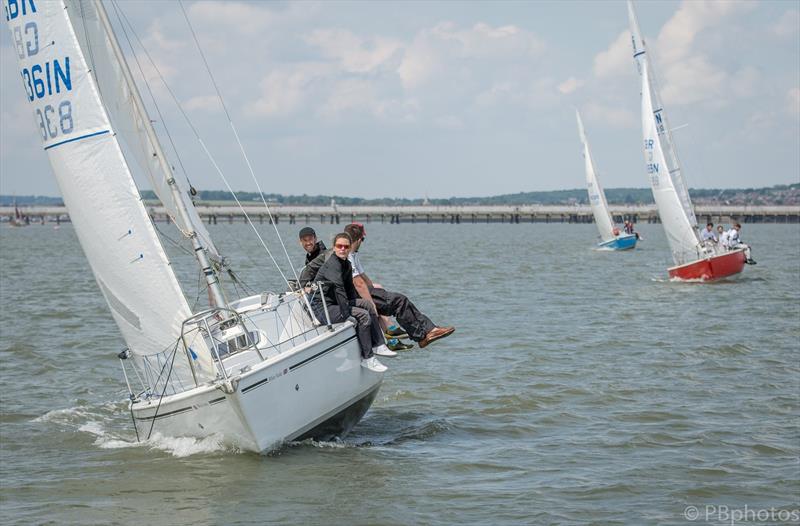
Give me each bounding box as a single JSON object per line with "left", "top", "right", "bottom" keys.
{"left": 2, "top": 204, "right": 799, "bottom": 224}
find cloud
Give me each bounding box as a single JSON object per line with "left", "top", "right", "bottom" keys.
{"left": 584, "top": 102, "right": 636, "bottom": 129}
{"left": 398, "top": 21, "right": 545, "bottom": 90}
{"left": 304, "top": 29, "right": 402, "bottom": 73}
{"left": 596, "top": 0, "right": 754, "bottom": 108}
{"left": 433, "top": 115, "right": 464, "bottom": 129}
{"left": 557, "top": 77, "right": 583, "bottom": 95}
{"left": 251, "top": 64, "right": 331, "bottom": 117}
{"left": 593, "top": 31, "right": 631, "bottom": 79}
{"left": 318, "top": 78, "right": 419, "bottom": 122}
{"left": 474, "top": 77, "right": 559, "bottom": 110}
{"left": 184, "top": 95, "right": 222, "bottom": 113}
{"left": 771, "top": 9, "right": 799, "bottom": 38}
{"left": 187, "top": 1, "right": 307, "bottom": 36}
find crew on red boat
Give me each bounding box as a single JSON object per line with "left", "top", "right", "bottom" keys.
{"left": 727, "top": 223, "right": 756, "bottom": 265}
{"left": 700, "top": 222, "right": 718, "bottom": 244}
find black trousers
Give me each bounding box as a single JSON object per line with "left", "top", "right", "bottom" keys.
{"left": 370, "top": 288, "right": 435, "bottom": 342}
{"left": 314, "top": 299, "right": 383, "bottom": 359}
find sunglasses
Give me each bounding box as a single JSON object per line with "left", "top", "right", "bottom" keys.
{"left": 335, "top": 243, "right": 351, "bottom": 249}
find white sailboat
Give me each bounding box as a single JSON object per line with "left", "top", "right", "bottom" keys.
{"left": 5, "top": 0, "right": 383, "bottom": 452}
{"left": 628, "top": 1, "right": 747, "bottom": 280}
{"left": 9, "top": 199, "right": 28, "bottom": 227}
{"left": 576, "top": 109, "right": 637, "bottom": 250}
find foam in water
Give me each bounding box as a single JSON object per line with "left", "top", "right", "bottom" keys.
{"left": 34, "top": 402, "right": 236, "bottom": 457}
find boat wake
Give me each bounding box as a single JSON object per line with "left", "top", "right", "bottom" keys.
{"left": 33, "top": 402, "right": 239, "bottom": 457}
{"left": 34, "top": 401, "right": 450, "bottom": 456}
{"left": 289, "top": 410, "right": 452, "bottom": 451}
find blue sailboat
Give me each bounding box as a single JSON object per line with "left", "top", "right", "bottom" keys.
{"left": 576, "top": 110, "right": 637, "bottom": 251}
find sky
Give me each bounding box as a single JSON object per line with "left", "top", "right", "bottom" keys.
{"left": 1, "top": 0, "right": 798, "bottom": 199}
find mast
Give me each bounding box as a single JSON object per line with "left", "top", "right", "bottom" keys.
{"left": 92, "top": 0, "right": 226, "bottom": 308}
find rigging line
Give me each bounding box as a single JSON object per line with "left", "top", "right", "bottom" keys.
{"left": 195, "top": 136, "right": 293, "bottom": 285}
{"left": 112, "top": 0, "right": 276, "bottom": 290}
{"left": 177, "top": 0, "right": 302, "bottom": 286}
{"left": 111, "top": 0, "right": 276, "bottom": 288}
{"left": 153, "top": 222, "right": 194, "bottom": 256}
{"left": 146, "top": 340, "right": 180, "bottom": 441}
{"left": 110, "top": 0, "right": 197, "bottom": 193}
{"left": 111, "top": 0, "right": 288, "bottom": 287}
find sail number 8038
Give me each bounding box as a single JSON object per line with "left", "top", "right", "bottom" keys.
{"left": 35, "top": 100, "right": 73, "bottom": 140}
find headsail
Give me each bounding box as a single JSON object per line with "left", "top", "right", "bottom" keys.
{"left": 65, "top": 0, "right": 220, "bottom": 260}
{"left": 640, "top": 65, "right": 701, "bottom": 265}
{"left": 628, "top": 0, "right": 697, "bottom": 229}
{"left": 576, "top": 110, "right": 616, "bottom": 242}
{"left": 5, "top": 0, "right": 214, "bottom": 382}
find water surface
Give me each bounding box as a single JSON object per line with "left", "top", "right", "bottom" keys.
{"left": 1, "top": 222, "right": 798, "bottom": 525}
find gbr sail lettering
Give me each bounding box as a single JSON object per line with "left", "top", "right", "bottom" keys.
{"left": 6, "top": 0, "right": 75, "bottom": 141}
{"left": 644, "top": 138, "right": 659, "bottom": 186}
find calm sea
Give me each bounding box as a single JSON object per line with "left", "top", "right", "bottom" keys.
{"left": 1, "top": 222, "right": 798, "bottom": 525}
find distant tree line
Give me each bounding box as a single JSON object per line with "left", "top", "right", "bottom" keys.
{"left": 3, "top": 183, "right": 797, "bottom": 207}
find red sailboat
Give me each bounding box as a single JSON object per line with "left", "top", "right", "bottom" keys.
{"left": 629, "top": 2, "right": 752, "bottom": 281}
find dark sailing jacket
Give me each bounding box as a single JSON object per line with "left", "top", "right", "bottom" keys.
{"left": 312, "top": 254, "right": 357, "bottom": 319}
{"left": 305, "top": 240, "right": 327, "bottom": 265}
{"left": 299, "top": 248, "right": 333, "bottom": 286}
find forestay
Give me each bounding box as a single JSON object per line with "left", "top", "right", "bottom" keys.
{"left": 5, "top": 0, "right": 214, "bottom": 383}
{"left": 627, "top": 0, "right": 697, "bottom": 229}
{"left": 640, "top": 65, "right": 701, "bottom": 265}
{"left": 576, "top": 110, "right": 615, "bottom": 242}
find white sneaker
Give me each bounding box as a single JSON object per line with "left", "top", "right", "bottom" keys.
{"left": 361, "top": 356, "right": 388, "bottom": 373}
{"left": 372, "top": 344, "right": 398, "bottom": 358}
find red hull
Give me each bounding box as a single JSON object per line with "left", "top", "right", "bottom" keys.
{"left": 668, "top": 249, "right": 747, "bottom": 281}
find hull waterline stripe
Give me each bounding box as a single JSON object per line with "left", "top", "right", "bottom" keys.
{"left": 134, "top": 405, "right": 193, "bottom": 422}
{"left": 241, "top": 334, "right": 358, "bottom": 395}
{"left": 289, "top": 334, "right": 357, "bottom": 372}
{"left": 43, "top": 130, "right": 111, "bottom": 151}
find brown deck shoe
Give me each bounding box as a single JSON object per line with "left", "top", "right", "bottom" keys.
{"left": 418, "top": 326, "right": 455, "bottom": 348}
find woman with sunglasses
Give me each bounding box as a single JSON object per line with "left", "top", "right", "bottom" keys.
{"left": 311, "top": 232, "right": 391, "bottom": 373}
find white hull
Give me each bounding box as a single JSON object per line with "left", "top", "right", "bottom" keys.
{"left": 131, "top": 323, "right": 382, "bottom": 452}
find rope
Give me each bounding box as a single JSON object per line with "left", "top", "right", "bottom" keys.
{"left": 178, "top": 0, "right": 301, "bottom": 287}
{"left": 110, "top": 0, "right": 197, "bottom": 195}
{"left": 145, "top": 339, "right": 180, "bottom": 441}
{"left": 112, "top": 0, "right": 277, "bottom": 288}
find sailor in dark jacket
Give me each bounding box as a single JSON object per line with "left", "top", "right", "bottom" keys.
{"left": 311, "top": 233, "right": 389, "bottom": 372}
{"left": 298, "top": 227, "right": 327, "bottom": 265}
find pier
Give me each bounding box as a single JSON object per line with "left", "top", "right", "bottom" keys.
{"left": 2, "top": 204, "right": 799, "bottom": 225}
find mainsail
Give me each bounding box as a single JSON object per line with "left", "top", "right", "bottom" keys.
{"left": 5, "top": 0, "right": 214, "bottom": 382}
{"left": 576, "top": 109, "right": 615, "bottom": 242}
{"left": 640, "top": 66, "right": 701, "bottom": 265}
{"left": 628, "top": 0, "right": 697, "bottom": 229}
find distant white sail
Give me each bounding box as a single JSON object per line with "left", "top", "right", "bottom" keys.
{"left": 5, "top": 0, "right": 213, "bottom": 382}
{"left": 627, "top": 0, "right": 697, "bottom": 229}
{"left": 576, "top": 110, "right": 616, "bottom": 242}
{"left": 65, "top": 0, "right": 220, "bottom": 260}
{"left": 640, "top": 65, "right": 701, "bottom": 264}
